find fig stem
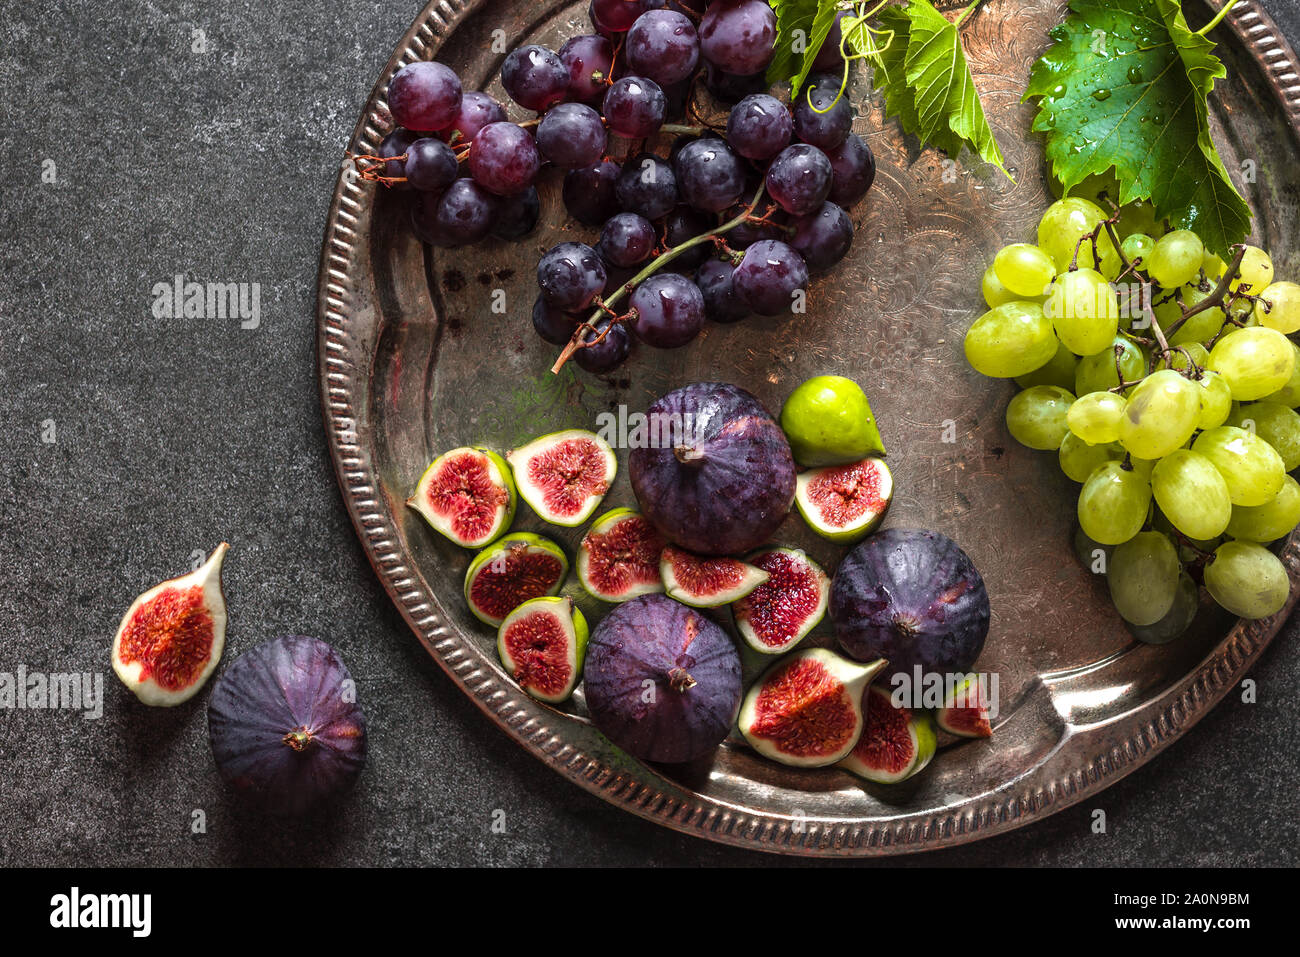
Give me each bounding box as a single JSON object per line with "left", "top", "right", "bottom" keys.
{"left": 673, "top": 445, "right": 705, "bottom": 466}
{"left": 550, "top": 181, "right": 768, "bottom": 375}
{"left": 667, "top": 667, "right": 697, "bottom": 693}
{"left": 283, "top": 730, "right": 314, "bottom": 752}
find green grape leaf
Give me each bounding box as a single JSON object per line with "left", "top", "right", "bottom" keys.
{"left": 767, "top": 0, "right": 843, "bottom": 98}
{"left": 1025, "top": 0, "right": 1252, "bottom": 258}
{"left": 862, "top": 0, "right": 1009, "bottom": 176}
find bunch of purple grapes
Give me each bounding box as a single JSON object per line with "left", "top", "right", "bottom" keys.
{"left": 368, "top": 0, "right": 875, "bottom": 375}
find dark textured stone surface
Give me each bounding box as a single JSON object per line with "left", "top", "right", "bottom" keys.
{"left": 1, "top": 1, "right": 1297, "bottom": 867}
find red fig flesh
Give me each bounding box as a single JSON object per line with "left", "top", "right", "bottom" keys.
{"left": 508, "top": 429, "right": 616, "bottom": 526}
{"left": 577, "top": 508, "right": 666, "bottom": 602}
{"left": 407, "top": 447, "right": 517, "bottom": 548}
{"left": 660, "top": 544, "right": 769, "bottom": 607}
{"left": 111, "top": 543, "right": 229, "bottom": 706}
{"left": 732, "top": 547, "right": 829, "bottom": 654}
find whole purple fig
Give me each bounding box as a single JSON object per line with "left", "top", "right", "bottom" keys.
{"left": 629, "top": 382, "right": 796, "bottom": 555}
{"left": 584, "top": 594, "right": 742, "bottom": 763}
{"left": 208, "top": 635, "right": 366, "bottom": 816}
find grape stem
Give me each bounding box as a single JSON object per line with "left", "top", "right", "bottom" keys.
{"left": 549, "top": 181, "right": 768, "bottom": 374}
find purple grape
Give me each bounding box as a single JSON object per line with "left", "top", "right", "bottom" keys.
{"left": 591, "top": 0, "right": 643, "bottom": 32}
{"left": 492, "top": 187, "right": 540, "bottom": 240}
{"left": 375, "top": 128, "right": 418, "bottom": 191}
{"left": 696, "top": 258, "right": 750, "bottom": 323}
{"left": 616, "top": 153, "right": 678, "bottom": 220}
{"left": 703, "top": 63, "right": 768, "bottom": 104}
{"left": 575, "top": 322, "right": 632, "bottom": 373}
{"left": 469, "top": 122, "right": 540, "bottom": 196}
{"left": 726, "top": 93, "right": 792, "bottom": 160}
{"left": 560, "top": 34, "right": 615, "bottom": 105}
{"left": 629, "top": 273, "right": 705, "bottom": 347}
{"left": 626, "top": 10, "right": 700, "bottom": 86}
{"left": 439, "top": 91, "right": 506, "bottom": 146}
{"left": 537, "top": 103, "right": 608, "bottom": 169}
{"left": 410, "top": 179, "right": 497, "bottom": 247}
{"left": 790, "top": 201, "right": 853, "bottom": 271}
{"left": 673, "top": 138, "right": 745, "bottom": 213}
{"left": 793, "top": 75, "right": 852, "bottom": 150}
{"left": 599, "top": 212, "right": 657, "bottom": 268}
{"left": 664, "top": 205, "right": 713, "bottom": 270}
{"left": 765, "top": 143, "right": 832, "bottom": 215}
{"left": 532, "top": 296, "right": 580, "bottom": 345}
{"left": 603, "top": 76, "right": 667, "bottom": 138}
{"left": 825, "top": 133, "right": 876, "bottom": 207}
{"left": 538, "top": 242, "right": 607, "bottom": 311}
{"left": 404, "top": 137, "right": 459, "bottom": 192}
{"left": 564, "top": 160, "right": 622, "bottom": 226}
{"left": 699, "top": 0, "right": 776, "bottom": 76}
{"left": 501, "top": 45, "right": 569, "bottom": 112}
{"left": 732, "top": 239, "right": 808, "bottom": 316}
{"left": 387, "top": 61, "right": 462, "bottom": 133}
{"left": 811, "top": 11, "right": 850, "bottom": 73}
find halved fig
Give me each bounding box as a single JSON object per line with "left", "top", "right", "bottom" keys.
{"left": 935, "top": 673, "right": 993, "bottom": 738}
{"left": 577, "top": 507, "right": 666, "bottom": 602}
{"left": 738, "top": 648, "right": 887, "bottom": 768}
{"left": 840, "top": 683, "right": 937, "bottom": 783}
{"left": 496, "top": 596, "right": 588, "bottom": 704}
{"left": 463, "top": 533, "right": 569, "bottom": 627}
{"left": 407, "top": 447, "right": 517, "bottom": 548}
{"left": 112, "top": 543, "right": 229, "bottom": 706}
{"left": 732, "top": 547, "right": 830, "bottom": 655}
{"left": 660, "top": 544, "right": 769, "bottom": 608}
{"left": 795, "top": 456, "right": 893, "bottom": 543}
{"left": 507, "top": 429, "right": 617, "bottom": 527}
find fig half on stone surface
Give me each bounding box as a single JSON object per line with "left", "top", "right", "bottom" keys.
{"left": 732, "top": 546, "right": 829, "bottom": 655}
{"left": 738, "top": 648, "right": 886, "bottom": 768}
{"left": 507, "top": 428, "right": 617, "bottom": 527}
{"left": 111, "top": 543, "right": 229, "bottom": 706}
{"left": 497, "top": 596, "right": 588, "bottom": 704}
{"left": 407, "top": 447, "right": 517, "bottom": 548}
{"left": 584, "top": 594, "right": 743, "bottom": 764}
{"left": 795, "top": 457, "right": 893, "bottom": 543}
{"left": 463, "top": 532, "right": 569, "bottom": 626}
{"left": 629, "top": 382, "right": 796, "bottom": 555}
{"left": 660, "top": 544, "right": 769, "bottom": 607}
{"left": 208, "top": 635, "right": 367, "bottom": 816}
{"left": 577, "top": 507, "right": 666, "bottom": 602}
{"left": 840, "top": 683, "right": 937, "bottom": 783}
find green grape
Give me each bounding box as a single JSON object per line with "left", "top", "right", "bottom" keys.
{"left": 1151, "top": 449, "right": 1232, "bottom": 539}
{"left": 1195, "top": 370, "right": 1233, "bottom": 430}
{"left": 1077, "top": 460, "right": 1153, "bottom": 545}
{"left": 1107, "top": 531, "right": 1180, "bottom": 626}
{"left": 1232, "top": 245, "right": 1274, "bottom": 294}
{"left": 1007, "top": 385, "right": 1075, "bottom": 450}
{"left": 1165, "top": 286, "right": 1226, "bottom": 346}
{"left": 981, "top": 262, "right": 1020, "bottom": 308}
{"left": 1037, "top": 197, "right": 1121, "bottom": 278}
{"left": 1202, "top": 250, "right": 1227, "bottom": 281}
{"left": 1226, "top": 474, "right": 1300, "bottom": 542}
{"left": 1206, "top": 326, "right": 1296, "bottom": 400}
{"left": 1072, "top": 525, "right": 1114, "bottom": 574}
{"left": 1262, "top": 340, "right": 1300, "bottom": 408}
{"left": 1115, "top": 199, "right": 1160, "bottom": 240}
{"left": 1227, "top": 400, "right": 1300, "bottom": 471}
{"left": 1059, "top": 431, "right": 1123, "bottom": 482}
{"left": 993, "top": 243, "right": 1057, "bottom": 297}
{"left": 1146, "top": 229, "right": 1204, "bottom": 289}
{"left": 1228, "top": 295, "right": 1256, "bottom": 326}
{"left": 1116, "top": 369, "right": 1202, "bottom": 460}
{"left": 1120, "top": 233, "right": 1155, "bottom": 267}
{"left": 1015, "top": 338, "right": 1079, "bottom": 390}
{"left": 1192, "top": 425, "right": 1286, "bottom": 506}
{"left": 1075, "top": 334, "right": 1147, "bottom": 396}
{"left": 1126, "top": 571, "right": 1198, "bottom": 645}
{"left": 1257, "top": 281, "right": 1300, "bottom": 334}
{"left": 1159, "top": 342, "right": 1210, "bottom": 373}
{"left": 1128, "top": 455, "right": 1158, "bottom": 480}
{"left": 1045, "top": 268, "right": 1120, "bottom": 355}
{"left": 1068, "top": 391, "right": 1127, "bottom": 444}
{"left": 1204, "top": 539, "right": 1290, "bottom": 619}
{"left": 964, "top": 302, "right": 1058, "bottom": 378}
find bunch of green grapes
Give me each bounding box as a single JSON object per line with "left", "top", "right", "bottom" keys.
{"left": 965, "top": 194, "right": 1300, "bottom": 643}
